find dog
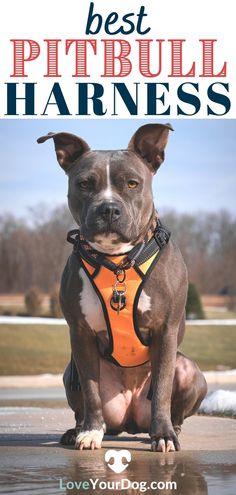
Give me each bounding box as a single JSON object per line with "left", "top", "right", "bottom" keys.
{"left": 37, "top": 123, "right": 207, "bottom": 452}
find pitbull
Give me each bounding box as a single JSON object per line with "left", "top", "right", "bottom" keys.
{"left": 37, "top": 124, "right": 207, "bottom": 452}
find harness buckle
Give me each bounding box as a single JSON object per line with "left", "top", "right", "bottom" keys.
{"left": 154, "top": 224, "right": 170, "bottom": 249}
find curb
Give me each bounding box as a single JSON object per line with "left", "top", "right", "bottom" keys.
{"left": 0, "top": 370, "right": 236, "bottom": 388}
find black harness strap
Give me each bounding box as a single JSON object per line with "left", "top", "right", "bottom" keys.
{"left": 67, "top": 220, "right": 170, "bottom": 272}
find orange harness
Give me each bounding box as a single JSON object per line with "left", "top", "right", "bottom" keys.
{"left": 81, "top": 252, "right": 159, "bottom": 367}
{"left": 68, "top": 221, "right": 170, "bottom": 369}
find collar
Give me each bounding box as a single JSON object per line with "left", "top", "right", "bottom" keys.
{"left": 67, "top": 219, "right": 171, "bottom": 279}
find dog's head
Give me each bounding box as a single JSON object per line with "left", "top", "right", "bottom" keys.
{"left": 37, "top": 124, "right": 173, "bottom": 254}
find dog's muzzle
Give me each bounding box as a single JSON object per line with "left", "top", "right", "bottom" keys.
{"left": 97, "top": 202, "right": 121, "bottom": 224}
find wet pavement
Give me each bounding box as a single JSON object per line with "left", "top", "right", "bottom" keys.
{"left": 0, "top": 408, "right": 236, "bottom": 495}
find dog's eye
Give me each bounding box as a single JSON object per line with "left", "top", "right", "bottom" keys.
{"left": 128, "top": 180, "right": 139, "bottom": 189}
{"left": 78, "top": 180, "right": 89, "bottom": 190}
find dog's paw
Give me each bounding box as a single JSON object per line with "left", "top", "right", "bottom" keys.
{"left": 151, "top": 430, "right": 180, "bottom": 452}
{"left": 75, "top": 428, "right": 104, "bottom": 450}
{"left": 60, "top": 428, "right": 76, "bottom": 446}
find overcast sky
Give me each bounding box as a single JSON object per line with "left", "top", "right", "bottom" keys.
{"left": 0, "top": 119, "right": 235, "bottom": 219}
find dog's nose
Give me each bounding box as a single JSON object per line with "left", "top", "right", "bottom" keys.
{"left": 98, "top": 202, "right": 121, "bottom": 222}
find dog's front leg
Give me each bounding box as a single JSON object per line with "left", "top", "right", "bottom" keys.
{"left": 70, "top": 322, "right": 105, "bottom": 450}
{"left": 150, "top": 327, "right": 180, "bottom": 452}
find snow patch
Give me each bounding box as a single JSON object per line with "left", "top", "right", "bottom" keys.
{"left": 1, "top": 315, "right": 236, "bottom": 326}
{"left": 199, "top": 389, "right": 236, "bottom": 416}
{"left": 0, "top": 316, "right": 66, "bottom": 325}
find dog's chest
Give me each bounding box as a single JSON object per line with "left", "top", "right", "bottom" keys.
{"left": 78, "top": 267, "right": 151, "bottom": 333}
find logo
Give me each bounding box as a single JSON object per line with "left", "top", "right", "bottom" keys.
{"left": 104, "top": 449, "right": 131, "bottom": 474}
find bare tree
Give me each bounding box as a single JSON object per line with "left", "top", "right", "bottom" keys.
{"left": 0, "top": 205, "right": 235, "bottom": 298}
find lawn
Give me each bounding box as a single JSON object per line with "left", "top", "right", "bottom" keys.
{"left": 0, "top": 323, "right": 235, "bottom": 375}
{"left": 0, "top": 324, "right": 70, "bottom": 375}
{"left": 180, "top": 324, "right": 236, "bottom": 371}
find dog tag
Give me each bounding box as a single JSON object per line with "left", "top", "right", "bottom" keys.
{"left": 110, "top": 287, "right": 126, "bottom": 314}
{"left": 117, "top": 291, "right": 126, "bottom": 315}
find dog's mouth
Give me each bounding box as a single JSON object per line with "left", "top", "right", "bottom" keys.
{"left": 87, "top": 233, "right": 135, "bottom": 255}
{"left": 80, "top": 223, "right": 135, "bottom": 254}
{"left": 79, "top": 201, "right": 141, "bottom": 254}
{"left": 81, "top": 215, "right": 137, "bottom": 245}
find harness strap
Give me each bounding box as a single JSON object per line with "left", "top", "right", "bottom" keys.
{"left": 67, "top": 219, "right": 171, "bottom": 368}
{"left": 67, "top": 219, "right": 170, "bottom": 272}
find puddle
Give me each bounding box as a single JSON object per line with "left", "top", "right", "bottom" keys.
{"left": 0, "top": 407, "right": 235, "bottom": 494}
{"left": 0, "top": 446, "right": 235, "bottom": 494}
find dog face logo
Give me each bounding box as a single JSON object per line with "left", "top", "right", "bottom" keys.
{"left": 105, "top": 449, "right": 131, "bottom": 474}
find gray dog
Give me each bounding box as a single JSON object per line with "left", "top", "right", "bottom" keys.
{"left": 38, "top": 123, "right": 207, "bottom": 452}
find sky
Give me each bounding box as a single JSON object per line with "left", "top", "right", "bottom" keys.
{"left": 0, "top": 119, "right": 235, "bottom": 219}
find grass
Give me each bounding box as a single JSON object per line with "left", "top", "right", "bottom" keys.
{"left": 181, "top": 324, "right": 236, "bottom": 371}
{"left": 0, "top": 324, "right": 70, "bottom": 375}
{"left": 0, "top": 323, "right": 235, "bottom": 375}
{"left": 204, "top": 309, "right": 236, "bottom": 320}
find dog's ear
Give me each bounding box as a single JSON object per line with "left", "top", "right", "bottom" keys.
{"left": 128, "top": 123, "right": 173, "bottom": 173}
{"left": 37, "top": 132, "right": 90, "bottom": 171}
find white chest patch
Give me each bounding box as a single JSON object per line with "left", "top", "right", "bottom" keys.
{"left": 137, "top": 290, "right": 152, "bottom": 313}
{"left": 79, "top": 268, "right": 105, "bottom": 332}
